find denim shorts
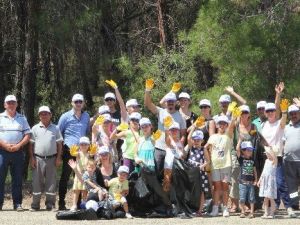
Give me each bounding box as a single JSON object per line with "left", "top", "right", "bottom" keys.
{"left": 239, "top": 183, "right": 256, "bottom": 204}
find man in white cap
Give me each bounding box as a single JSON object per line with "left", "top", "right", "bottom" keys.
{"left": 29, "top": 106, "right": 63, "bottom": 211}
{"left": 283, "top": 100, "right": 300, "bottom": 216}
{"left": 0, "top": 95, "right": 31, "bottom": 211}
{"left": 252, "top": 101, "right": 267, "bottom": 133}
{"left": 57, "top": 93, "right": 90, "bottom": 210}
{"left": 144, "top": 87, "right": 186, "bottom": 181}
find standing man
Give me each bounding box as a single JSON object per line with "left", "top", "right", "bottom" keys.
{"left": 29, "top": 106, "right": 63, "bottom": 211}
{"left": 0, "top": 95, "right": 30, "bottom": 211}
{"left": 283, "top": 101, "right": 300, "bottom": 215}
{"left": 58, "top": 94, "right": 90, "bottom": 210}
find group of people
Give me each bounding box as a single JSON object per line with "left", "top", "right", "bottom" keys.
{"left": 0, "top": 79, "right": 299, "bottom": 220}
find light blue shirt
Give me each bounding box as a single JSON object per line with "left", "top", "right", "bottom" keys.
{"left": 0, "top": 111, "right": 31, "bottom": 144}
{"left": 58, "top": 109, "right": 90, "bottom": 147}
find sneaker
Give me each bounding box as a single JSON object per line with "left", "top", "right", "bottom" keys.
{"left": 261, "top": 213, "right": 268, "bottom": 219}
{"left": 287, "top": 207, "right": 297, "bottom": 218}
{"left": 70, "top": 205, "right": 77, "bottom": 211}
{"left": 222, "top": 207, "right": 230, "bottom": 217}
{"left": 125, "top": 212, "right": 133, "bottom": 219}
{"left": 248, "top": 213, "right": 254, "bottom": 219}
{"left": 240, "top": 213, "right": 246, "bottom": 218}
{"left": 209, "top": 205, "right": 219, "bottom": 217}
{"left": 15, "top": 204, "right": 24, "bottom": 212}
{"left": 29, "top": 208, "right": 39, "bottom": 212}
{"left": 58, "top": 205, "right": 67, "bottom": 211}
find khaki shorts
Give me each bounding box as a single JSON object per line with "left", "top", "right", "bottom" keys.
{"left": 211, "top": 167, "right": 232, "bottom": 183}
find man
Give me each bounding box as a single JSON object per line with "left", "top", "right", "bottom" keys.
{"left": 58, "top": 94, "right": 90, "bottom": 210}
{"left": 0, "top": 95, "right": 30, "bottom": 211}
{"left": 252, "top": 101, "right": 267, "bottom": 133}
{"left": 144, "top": 88, "right": 186, "bottom": 180}
{"left": 29, "top": 106, "right": 63, "bottom": 211}
{"left": 283, "top": 102, "right": 300, "bottom": 215}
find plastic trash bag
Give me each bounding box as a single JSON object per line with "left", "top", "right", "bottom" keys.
{"left": 135, "top": 176, "right": 150, "bottom": 198}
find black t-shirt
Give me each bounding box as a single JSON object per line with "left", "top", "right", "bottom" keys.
{"left": 238, "top": 156, "right": 256, "bottom": 183}
{"left": 110, "top": 110, "right": 121, "bottom": 126}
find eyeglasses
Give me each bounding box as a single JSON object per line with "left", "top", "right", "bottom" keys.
{"left": 6, "top": 101, "right": 17, "bottom": 105}
{"left": 200, "top": 105, "right": 210, "bottom": 109}
{"left": 105, "top": 98, "right": 115, "bottom": 102}
{"left": 74, "top": 100, "right": 83, "bottom": 104}
{"left": 266, "top": 110, "right": 275, "bottom": 113}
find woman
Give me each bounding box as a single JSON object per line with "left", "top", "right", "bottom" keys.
{"left": 178, "top": 92, "right": 198, "bottom": 130}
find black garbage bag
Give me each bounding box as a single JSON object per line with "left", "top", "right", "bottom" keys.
{"left": 135, "top": 176, "right": 150, "bottom": 198}
{"left": 56, "top": 208, "right": 98, "bottom": 220}
{"left": 172, "top": 158, "right": 202, "bottom": 216}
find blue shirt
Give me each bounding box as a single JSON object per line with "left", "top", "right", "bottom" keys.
{"left": 0, "top": 111, "right": 31, "bottom": 144}
{"left": 58, "top": 109, "right": 90, "bottom": 147}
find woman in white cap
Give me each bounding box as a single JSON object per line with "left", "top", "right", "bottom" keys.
{"left": 111, "top": 112, "right": 142, "bottom": 174}
{"left": 70, "top": 136, "right": 92, "bottom": 211}
{"left": 163, "top": 122, "right": 185, "bottom": 192}
{"left": 204, "top": 114, "right": 236, "bottom": 217}
{"left": 178, "top": 92, "right": 198, "bottom": 130}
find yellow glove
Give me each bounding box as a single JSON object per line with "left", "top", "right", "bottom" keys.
{"left": 105, "top": 79, "right": 118, "bottom": 89}
{"left": 117, "top": 123, "right": 129, "bottom": 131}
{"left": 152, "top": 130, "right": 162, "bottom": 141}
{"left": 232, "top": 107, "right": 242, "bottom": 119}
{"left": 195, "top": 116, "right": 205, "bottom": 128}
{"left": 171, "top": 82, "right": 181, "bottom": 93}
{"left": 228, "top": 101, "right": 237, "bottom": 113}
{"left": 249, "top": 129, "right": 257, "bottom": 136}
{"left": 163, "top": 116, "right": 173, "bottom": 128}
{"left": 70, "top": 145, "right": 79, "bottom": 157}
{"left": 145, "top": 78, "right": 154, "bottom": 91}
{"left": 280, "top": 99, "right": 289, "bottom": 112}
{"left": 89, "top": 143, "right": 97, "bottom": 156}
{"left": 95, "top": 115, "right": 105, "bottom": 125}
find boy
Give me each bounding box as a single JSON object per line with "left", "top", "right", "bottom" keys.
{"left": 29, "top": 106, "right": 63, "bottom": 211}
{"left": 236, "top": 140, "right": 257, "bottom": 218}
{"left": 104, "top": 165, "right": 133, "bottom": 219}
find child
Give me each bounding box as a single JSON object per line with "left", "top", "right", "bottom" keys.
{"left": 204, "top": 115, "right": 235, "bottom": 217}
{"left": 185, "top": 127, "right": 209, "bottom": 217}
{"left": 104, "top": 165, "right": 133, "bottom": 219}
{"left": 164, "top": 122, "right": 185, "bottom": 192}
{"left": 257, "top": 148, "right": 277, "bottom": 219}
{"left": 70, "top": 136, "right": 91, "bottom": 211}
{"left": 82, "top": 160, "right": 107, "bottom": 202}
{"left": 236, "top": 140, "right": 257, "bottom": 218}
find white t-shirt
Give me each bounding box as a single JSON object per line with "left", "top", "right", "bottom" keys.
{"left": 155, "top": 107, "right": 186, "bottom": 150}
{"left": 261, "top": 119, "right": 284, "bottom": 156}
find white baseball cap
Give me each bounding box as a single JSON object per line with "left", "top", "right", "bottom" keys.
{"left": 240, "top": 105, "right": 250, "bottom": 113}
{"left": 169, "top": 121, "right": 180, "bottom": 130}
{"left": 104, "top": 92, "right": 116, "bottom": 100}
{"left": 102, "top": 113, "right": 112, "bottom": 122}
{"left": 79, "top": 136, "right": 90, "bottom": 145}
{"left": 178, "top": 92, "right": 190, "bottom": 100}
{"left": 98, "top": 146, "right": 110, "bottom": 155}
{"left": 256, "top": 101, "right": 267, "bottom": 109}
{"left": 217, "top": 115, "right": 230, "bottom": 124}
{"left": 191, "top": 130, "right": 204, "bottom": 140}
{"left": 241, "top": 141, "right": 254, "bottom": 150}
{"left": 4, "top": 95, "right": 17, "bottom": 103}
{"left": 199, "top": 99, "right": 211, "bottom": 107}
{"left": 265, "top": 103, "right": 276, "bottom": 111}
{"left": 129, "top": 112, "right": 142, "bottom": 121}
{"left": 139, "top": 117, "right": 151, "bottom": 126}
{"left": 219, "top": 94, "right": 231, "bottom": 103}
{"left": 38, "top": 106, "right": 51, "bottom": 114}
{"left": 85, "top": 200, "right": 99, "bottom": 212}
{"left": 288, "top": 105, "right": 300, "bottom": 114}
{"left": 164, "top": 92, "right": 177, "bottom": 102}
{"left": 126, "top": 99, "right": 141, "bottom": 108}
{"left": 98, "top": 105, "right": 110, "bottom": 114}
{"left": 118, "top": 165, "right": 129, "bottom": 174}
{"left": 72, "top": 94, "right": 84, "bottom": 102}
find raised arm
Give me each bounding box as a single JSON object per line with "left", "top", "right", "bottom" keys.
{"left": 275, "top": 82, "right": 284, "bottom": 120}
{"left": 225, "top": 86, "right": 247, "bottom": 105}
{"left": 144, "top": 90, "right": 159, "bottom": 115}
{"left": 114, "top": 87, "right": 128, "bottom": 122}
{"left": 187, "top": 124, "right": 196, "bottom": 149}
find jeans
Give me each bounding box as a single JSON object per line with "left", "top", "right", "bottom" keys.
{"left": 0, "top": 149, "right": 25, "bottom": 207}
{"left": 275, "top": 159, "right": 292, "bottom": 208}
{"left": 239, "top": 183, "right": 255, "bottom": 204}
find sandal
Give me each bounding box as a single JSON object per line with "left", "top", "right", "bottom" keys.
{"left": 248, "top": 213, "right": 254, "bottom": 219}
{"left": 261, "top": 214, "right": 268, "bottom": 219}
{"left": 194, "top": 211, "right": 203, "bottom": 217}
{"left": 229, "top": 207, "right": 237, "bottom": 213}
{"left": 240, "top": 213, "right": 246, "bottom": 218}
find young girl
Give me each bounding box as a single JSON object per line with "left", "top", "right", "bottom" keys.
{"left": 257, "top": 148, "right": 277, "bottom": 219}
{"left": 186, "top": 126, "right": 209, "bottom": 217}
{"left": 164, "top": 121, "right": 185, "bottom": 192}
{"left": 92, "top": 113, "right": 117, "bottom": 161}
{"left": 204, "top": 115, "right": 235, "bottom": 217}
{"left": 111, "top": 112, "right": 141, "bottom": 174}
{"left": 71, "top": 136, "right": 91, "bottom": 211}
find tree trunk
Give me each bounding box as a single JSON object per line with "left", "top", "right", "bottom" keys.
{"left": 157, "top": 0, "right": 166, "bottom": 47}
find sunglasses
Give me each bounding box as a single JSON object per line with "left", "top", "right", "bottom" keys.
{"left": 257, "top": 107, "right": 265, "bottom": 111}
{"left": 105, "top": 98, "right": 115, "bottom": 102}
{"left": 266, "top": 110, "right": 275, "bottom": 113}
{"left": 131, "top": 105, "right": 140, "bottom": 109}
{"left": 200, "top": 105, "right": 210, "bottom": 109}
{"left": 241, "top": 111, "right": 249, "bottom": 115}
{"left": 74, "top": 100, "right": 83, "bottom": 104}
{"left": 100, "top": 152, "right": 109, "bottom": 156}
{"left": 130, "top": 118, "right": 139, "bottom": 123}
{"left": 166, "top": 100, "right": 176, "bottom": 104}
